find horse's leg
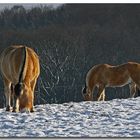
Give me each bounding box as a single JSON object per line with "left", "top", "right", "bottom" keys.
{"left": 30, "top": 78, "right": 37, "bottom": 112}
{"left": 100, "top": 89, "right": 106, "bottom": 101}
{"left": 12, "top": 84, "right": 19, "bottom": 112}
{"left": 3, "top": 77, "right": 11, "bottom": 111}
{"left": 12, "top": 96, "right": 19, "bottom": 112}
{"left": 10, "top": 84, "right": 14, "bottom": 109}
{"left": 129, "top": 82, "right": 136, "bottom": 98}
{"left": 97, "top": 85, "right": 105, "bottom": 101}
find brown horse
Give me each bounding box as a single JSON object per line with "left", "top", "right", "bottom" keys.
{"left": 82, "top": 62, "right": 140, "bottom": 101}
{"left": 0, "top": 45, "right": 40, "bottom": 112}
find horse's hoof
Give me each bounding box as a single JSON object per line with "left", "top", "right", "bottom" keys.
{"left": 12, "top": 110, "right": 17, "bottom": 113}
{"left": 30, "top": 107, "right": 35, "bottom": 113}
{"left": 6, "top": 106, "right": 11, "bottom": 111}
{"left": 20, "top": 108, "right": 30, "bottom": 113}
{"left": 12, "top": 107, "right": 19, "bottom": 113}
{"left": 30, "top": 109, "right": 34, "bottom": 113}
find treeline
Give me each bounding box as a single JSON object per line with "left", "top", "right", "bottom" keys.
{"left": 0, "top": 4, "right": 140, "bottom": 107}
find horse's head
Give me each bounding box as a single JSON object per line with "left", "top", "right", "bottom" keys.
{"left": 18, "top": 83, "right": 33, "bottom": 112}
{"left": 82, "top": 86, "right": 92, "bottom": 101}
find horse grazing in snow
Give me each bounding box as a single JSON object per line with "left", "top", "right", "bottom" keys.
{"left": 0, "top": 45, "right": 40, "bottom": 112}
{"left": 82, "top": 62, "right": 140, "bottom": 101}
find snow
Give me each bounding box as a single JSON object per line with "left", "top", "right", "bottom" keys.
{"left": 0, "top": 97, "right": 140, "bottom": 137}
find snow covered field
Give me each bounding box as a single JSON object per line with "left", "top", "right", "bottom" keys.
{"left": 0, "top": 97, "right": 140, "bottom": 137}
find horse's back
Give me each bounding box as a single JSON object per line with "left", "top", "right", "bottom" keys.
{"left": 86, "top": 63, "right": 133, "bottom": 87}
{"left": 86, "top": 64, "right": 110, "bottom": 85}
{"left": 0, "top": 45, "right": 26, "bottom": 82}
{"left": 0, "top": 45, "right": 40, "bottom": 84}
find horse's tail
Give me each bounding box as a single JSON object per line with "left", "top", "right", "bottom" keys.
{"left": 14, "top": 46, "right": 27, "bottom": 97}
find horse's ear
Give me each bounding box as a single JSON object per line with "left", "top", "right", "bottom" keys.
{"left": 83, "top": 87, "right": 86, "bottom": 94}
{"left": 82, "top": 86, "right": 86, "bottom": 95}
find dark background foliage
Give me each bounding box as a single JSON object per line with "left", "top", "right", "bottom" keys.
{"left": 0, "top": 4, "right": 140, "bottom": 108}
